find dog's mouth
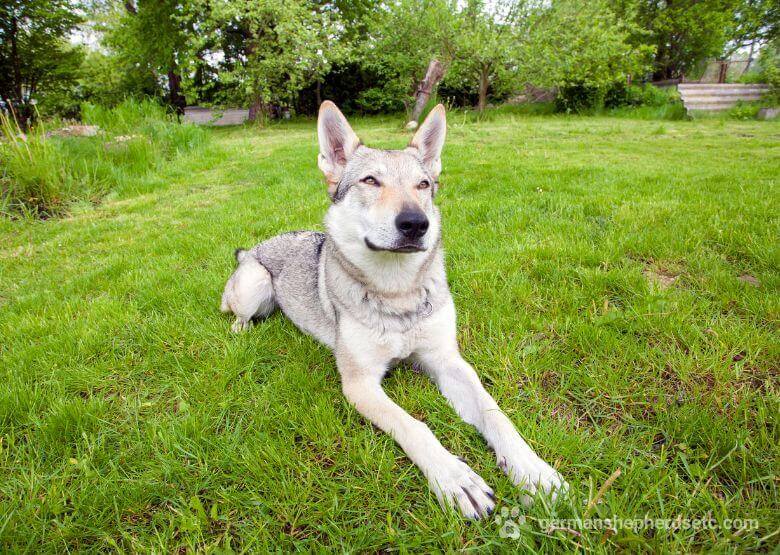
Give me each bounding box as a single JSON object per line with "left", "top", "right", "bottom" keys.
{"left": 364, "top": 238, "right": 426, "bottom": 253}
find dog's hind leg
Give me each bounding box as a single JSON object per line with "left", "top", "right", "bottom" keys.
{"left": 221, "top": 249, "right": 276, "bottom": 332}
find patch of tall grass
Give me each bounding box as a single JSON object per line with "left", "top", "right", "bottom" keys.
{"left": 0, "top": 99, "right": 207, "bottom": 218}
{"left": 604, "top": 101, "right": 688, "bottom": 120}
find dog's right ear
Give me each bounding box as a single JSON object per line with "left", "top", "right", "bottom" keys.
{"left": 318, "top": 101, "right": 360, "bottom": 197}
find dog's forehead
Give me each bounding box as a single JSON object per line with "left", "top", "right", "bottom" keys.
{"left": 350, "top": 147, "right": 426, "bottom": 179}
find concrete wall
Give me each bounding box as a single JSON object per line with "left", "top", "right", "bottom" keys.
{"left": 184, "top": 107, "right": 249, "bottom": 126}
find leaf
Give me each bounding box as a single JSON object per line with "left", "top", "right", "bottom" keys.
{"left": 189, "top": 495, "right": 208, "bottom": 526}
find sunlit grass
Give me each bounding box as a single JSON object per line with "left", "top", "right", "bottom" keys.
{"left": 0, "top": 99, "right": 207, "bottom": 218}
{"left": 0, "top": 113, "right": 777, "bottom": 551}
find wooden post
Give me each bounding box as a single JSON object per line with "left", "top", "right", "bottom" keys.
{"left": 742, "top": 40, "right": 756, "bottom": 76}
{"left": 718, "top": 61, "right": 728, "bottom": 84}
{"left": 406, "top": 59, "right": 445, "bottom": 129}
{"left": 477, "top": 66, "right": 489, "bottom": 113}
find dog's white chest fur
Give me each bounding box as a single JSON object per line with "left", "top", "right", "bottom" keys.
{"left": 346, "top": 317, "right": 419, "bottom": 363}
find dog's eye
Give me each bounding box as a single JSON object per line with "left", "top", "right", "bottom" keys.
{"left": 361, "top": 176, "right": 380, "bottom": 186}
{"left": 417, "top": 180, "right": 431, "bottom": 190}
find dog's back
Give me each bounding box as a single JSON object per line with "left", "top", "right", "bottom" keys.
{"left": 223, "top": 231, "right": 336, "bottom": 346}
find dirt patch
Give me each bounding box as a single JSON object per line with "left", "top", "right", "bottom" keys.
{"left": 538, "top": 369, "right": 561, "bottom": 391}
{"left": 633, "top": 257, "right": 685, "bottom": 291}
{"left": 737, "top": 273, "right": 760, "bottom": 287}
{"left": 48, "top": 124, "right": 100, "bottom": 137}
{"left": 735, "top": 364, "right": 779, "bottom": 393}
{"left": 643, "top": 267, "right": 680, "bottom": 290}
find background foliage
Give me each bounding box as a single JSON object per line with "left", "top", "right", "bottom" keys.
{"left": 1, "top": 0, "right": 778, "bottom": 122}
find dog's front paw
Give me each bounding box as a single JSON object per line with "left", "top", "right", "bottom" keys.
{"left": 230, "top": 318, "right": 252, "bottom": 333}
{"left": 427, "top": 455, "right": 496, "bottom": 519}
{"left": 498, "top": 450, "right": 567, "bottom": 504}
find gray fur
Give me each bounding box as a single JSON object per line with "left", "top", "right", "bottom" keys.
{"left": 219, "top": 101, "right": 566, "bottom": 519}
{"left": 220, "top": 249, "right": 276, "bottom": 332}
{"left": 229, "top": 229, "right": 448, "bottom": 348}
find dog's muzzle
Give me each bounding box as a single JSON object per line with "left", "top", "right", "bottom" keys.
{"left": 365, "top": 237, "right": 426, "bottom": 253}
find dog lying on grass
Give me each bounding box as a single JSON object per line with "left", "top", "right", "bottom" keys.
{"left": 221, "top": 101, "right": 566, "bottom": 518}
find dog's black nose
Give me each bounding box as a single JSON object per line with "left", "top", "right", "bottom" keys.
{"left": 395, "top": 209, "right": 429, "bottom": 240}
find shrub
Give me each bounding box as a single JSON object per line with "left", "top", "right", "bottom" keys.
{"left": 555, "top": 80, "right": 683, "bottom": 119}
{"left": 727, "top": 101, "right": 762, "bottom": 120}
{"left": 354, "top": 86, "right": 406, "bottom": 114}
{"left": 555, "top": 83, "right": 605, "bottom": 113}
{"left": 737, "top": 71, "right": 765, "bottom": 84}
{"left": 557, "top": 81, "right": 679, "bottom": 114}
{"left": 758, "top": 40, "right": 780, "bottom": 106}
{"left": 0, "top": 99, "right": 207, "bottom": 218}
{"left": 605, "top": 83, "right": 674, "bottom": 109}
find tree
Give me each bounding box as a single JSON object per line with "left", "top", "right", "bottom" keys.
{"left": 181, "top": 0, "right": 345, "bottom": 120}
{"left": 530, "top": 0, "right": 652, "bottom": 89}
{"left": 447, "top": 0, "right": 535, "bottom": 112}
{"left": 76, "top": 48, "right": 159, "bottom": 107}
{"left": 613, "top": 0, "right": 737, "bottom": 80}
{"left": 725, "top": 0, "right": 780, "bottom": 73}
{"left": 0, "top": 0, "right": 83, "bottom": 124}
{"left": 362, "top": 0, "right": 458, "bottom": 121}
{"left": 103, "top": 0, "right": 189, "bottom": 113}
{"left": 442, "top": 0, "right": 649, "bottom": 112}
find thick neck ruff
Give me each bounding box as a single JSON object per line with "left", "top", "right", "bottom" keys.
{"left": 324, "top": 235, "right": 444, "bottom": 325}
{"left": 327, "top": 235, "right": 441, "bottom": 299}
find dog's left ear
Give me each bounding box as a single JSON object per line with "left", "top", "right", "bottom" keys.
{"left": 409, "top": 104, "right": 446, "bottom": 179}
{"left": 318, "top": 101, "right": 361, "bottom": 197}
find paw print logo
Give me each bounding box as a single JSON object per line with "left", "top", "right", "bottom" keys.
{"left": 494, "top": 506, "right": 525, "bottom": 539}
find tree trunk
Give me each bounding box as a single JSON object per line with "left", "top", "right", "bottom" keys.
{"left": 477, "top": 67, "right": 489, "bottom": 113}
{"left": 167, "top": 69, "right": 186, "bottom": 115}
{"left": 315, "top": 79, "right": 322, "bottom": 108}
{"left": 742, "top": 40, "right": 756, "bottom": 76}
{"left": 717, "top": 60, "right": 728, "bottom": 84}
{"left": 248, "top": 97, "right": 267, "bottom": 125}
{"left": 10, "top": 14, "right": 22, "bottom": 103}
{"left": 407, "top": 59, "right": 446, "bottom": 127}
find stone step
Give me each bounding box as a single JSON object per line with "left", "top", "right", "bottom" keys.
{"left": 680, "top": 93, "right": 767, "bottom": 102}
{"left": 679, "top": 89, "right": 767, "bottom": 97}
{"left": 679, "top": 95, "right": 765, "bottom": 104}
{"left": 678, "top": 83, "right": 769, "bottom": 90}
{"left": 685, "top": 102, "right": 747, "bottom": 111}
{"left": 676, "top": 83, "right": 770, "bottom": 112}
{"left": 679, "top": 87, "right": 767, "bottom": 95}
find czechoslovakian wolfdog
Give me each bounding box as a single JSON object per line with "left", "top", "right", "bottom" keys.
{"left": 221, "top": 101, "right": 566, "bottom": 518}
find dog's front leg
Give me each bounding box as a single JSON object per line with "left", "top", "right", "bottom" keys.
{"left": 336, "top": 340, "right": 496, "bottom": 518}
{"left": 415, "top": 343, "right": 567, "bottom": 503}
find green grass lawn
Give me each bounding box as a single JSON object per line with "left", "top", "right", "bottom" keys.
{"left": 1, "top": 113, "right": 778, "bottom": 552}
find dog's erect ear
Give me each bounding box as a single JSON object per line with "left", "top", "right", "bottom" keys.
{"left": 318, "top": 101, "right": 360, "bottom": 196}
{"left": 409, "top": 104, "right": 446, "bottom": 179}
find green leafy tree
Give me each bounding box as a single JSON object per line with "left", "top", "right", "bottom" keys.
{"left": 181, "top": 0, "right": 345, "bottom": 120}
{"left": 446, "top": 0, "right": 529, "bottom": 112}
{"left": 726, "top": 0, "right": 780, "bottom": 73}
{"left": 758, "top": 36, "right": 780, "bottom": 101}
{"left": 412, "top": 0, "right": 647, "bottom": 114}
{"left": 361, "top": 0, "right": 458, "bottom": 118}
{"left": 613, "top": 0, "right": 737, "bottom": 80}
{"left": 76, "top": 48, "right": 159, "bottom": 107}
{"left": 531, "top": 0, "right": 652, "bottom": 88}
{"left": 0, "top": 0, "right": 83, "bottom": 123}
{"left": 102, "top": 0, "right": 189, "bottom": 113}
